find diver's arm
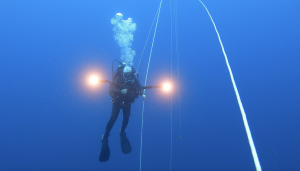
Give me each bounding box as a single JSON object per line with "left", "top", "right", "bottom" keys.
{"left": 140, "top": 88, "right": 146, "bottom": 100}
{"left": 140, "top": 89, "right": 145, "bottom": 96}
{"left": 135, "top": 77, "right": 145, "bottom": 96}
{"left": 109, "top": 86, "right": 122, "bottom": 95}
{"left": 109, "top": 75, "right": 126, "bottom": 95}
{"left": 136, "top": 77, "right": 146, "bottom": 100}
{"left": 110, "top": 85, "right": 128, "bottom": 95}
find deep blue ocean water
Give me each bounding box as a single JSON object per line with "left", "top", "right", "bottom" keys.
{"left": 1, "top": 0, "right": 300, "bottom": 171}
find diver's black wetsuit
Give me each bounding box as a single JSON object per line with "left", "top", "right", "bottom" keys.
{"left": 103, "top": 74, "right": 142, "bottom": 139}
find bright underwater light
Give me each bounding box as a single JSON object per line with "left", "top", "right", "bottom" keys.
{"left": 163, "top": 83, "right": 171, "bottom": 91}
{"left": 89, "top": 75, "right": 100, "bottom": 86}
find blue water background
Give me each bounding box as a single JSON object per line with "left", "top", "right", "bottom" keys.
{"left": 1, "top": 0, "right": 300, "bottom": 170}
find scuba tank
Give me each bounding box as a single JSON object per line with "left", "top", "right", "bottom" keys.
{"left": 109, "top": 60, "right": 139, "bottom": 103}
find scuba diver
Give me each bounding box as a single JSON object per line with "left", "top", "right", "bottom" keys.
{"left": 99, "top": 60, "right": 146, "bottom": 162}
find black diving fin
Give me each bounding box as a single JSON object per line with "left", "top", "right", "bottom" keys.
{"left": 99, "top": 138, "right": 110, "bottom": 162}
{"left": 120, "top": 131, "right": 132, "bottom": 154}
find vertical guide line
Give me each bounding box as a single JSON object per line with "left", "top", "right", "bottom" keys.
{"left": 140, "top": 0, "right": 163, "bottom": 171}
{"left": 169, "top": 0, "right": 173, "bottom": 170}
{"left": 173, "top": 0, "right": 181, "bottom": 139}
{"left": 198, "top": 1, "right": 262, "bottom": 171}
{"left": 139, "top": 101, "right": 145, "bottom": 171}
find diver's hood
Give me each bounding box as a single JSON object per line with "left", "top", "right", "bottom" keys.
{"left": 123, "top": 66, "right": 133, "bottom": 81}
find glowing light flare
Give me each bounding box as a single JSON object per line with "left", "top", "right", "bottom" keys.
{"left": 163, "top": 83, "right": 171, "bottom": 91}
{"left": 89, "top": 75, "right": 100, "bottom": 86}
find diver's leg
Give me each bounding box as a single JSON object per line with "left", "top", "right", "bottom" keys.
{"left": 121, "top": 102, "right": 131, "bottom": 132}
{"left": 100, "top": 102, "right": 121, "bottom": 162}
{"left": 103, "top": 102, "right": 121, "bottom": 139}
{"left": 120, "top": 102, "right": 132, "bottom": 154}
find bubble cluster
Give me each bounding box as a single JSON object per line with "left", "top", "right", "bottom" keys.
{"left": 111, "top": 13, "right": 136, "bottom": 67}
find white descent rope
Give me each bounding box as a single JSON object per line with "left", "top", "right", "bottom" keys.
{"left": 169, "top": 0, "right": 173, "bottom": 170}
{"left": 140, "top": 0, "right": 163, "bottom": 171}
{"left": 137, "top": 8, "right": 159, "bottom": 72}
{"left": 173, "top": 0, "right": 182, "bottom": 140}
{"left": 198, "top": 1, "right": 262, "bottom": 171}
{"left": 139, "top": 101, "right": 145, "bottom": 171}
{"left": 144, "top": 0, "right": 163, "bottom": 87}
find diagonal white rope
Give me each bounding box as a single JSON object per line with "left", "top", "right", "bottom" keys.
{"left": 140, "top": 1, "right": 163, "bottom": 171}
{"left": 198, "top": 1, "right": 262, "bottom": 171}
{"left": 137, "top": 8, "right": 160, "bottom": 72}
{"left": 144, "top": 0, "right": 163, "bottom": 87}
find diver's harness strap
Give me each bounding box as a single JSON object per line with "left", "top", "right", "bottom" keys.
{"left": 100, "top": 80, "right": 162, "bottom": 90}
{"left": 100, "top": 80, "right": 161, "bottom": 103}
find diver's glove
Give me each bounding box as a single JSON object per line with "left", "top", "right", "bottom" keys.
{"left": 121, "top": 89, "right": 127, "bottom": 95}
{"left": 142, "top": 94, "right": 146, "bottom": 100}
